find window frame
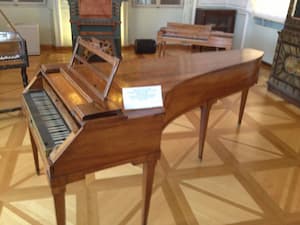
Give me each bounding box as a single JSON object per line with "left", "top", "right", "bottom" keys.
{"left": 133, "top": 0, "right": 183, "bottom": 8}
{"left": 0, "top": 0, "right": 46, "bottom": 6}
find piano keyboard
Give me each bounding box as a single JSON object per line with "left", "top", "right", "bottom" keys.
{"left": 24, "top": 90, "right": 71, "bottom": 156}
{"left": 0, "top": 54, "right": 20, "bottom": 61}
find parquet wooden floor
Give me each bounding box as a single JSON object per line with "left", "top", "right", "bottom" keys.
{"left": 0, "top": 46, "right": 300, "bottom": 225}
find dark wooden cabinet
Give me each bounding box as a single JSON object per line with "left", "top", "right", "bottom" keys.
{"left": 195, "top": 8, "right": 236, "bottom": 33}
{"left": 268, "top": 0, "right": 300, "bottom": 107}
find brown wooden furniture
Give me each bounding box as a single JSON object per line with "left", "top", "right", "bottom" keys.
{"left": 0, "top": 9, "right": 29, "bottom": 113}
{"left": 268, "top": 0, "right": 300, "bottom": 107}
{"left": 68, "top": 0, "right": 125, "bottom": 58}
{"left": 0, "top": 31, "right": 28, "bottom": 87}
{"left": 22, "top": 39, "right": 263, "bottom": 225}
{"left": 78, "top": 0, "right": 112, "bottom": 18}
{"left": 195, "top": 8, "right": 236, "bottom": 33}
{"left": 157, "top": 22, "right": 233, "bottom": 56}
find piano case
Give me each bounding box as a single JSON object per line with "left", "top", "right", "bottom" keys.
{"left": 134, "top": 39, "right": 156, "bottom": 54}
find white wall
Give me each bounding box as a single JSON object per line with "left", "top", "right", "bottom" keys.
{"left": 243, "top": 16, "right": 280, "bottom": 64}
{"left": 127, "top": 3, "right": 183, "bottom": 44}
{"left": 60, "top": 6, "right": 72, "bottom": 46}
{"left": 1, "top": 1, "right": 55, "bottom": 45}
{"left": 53, "top": 0, "right": 72, "bottom": 47}
{"left": 232, "top": 10, "right": 248, "bottom": 48}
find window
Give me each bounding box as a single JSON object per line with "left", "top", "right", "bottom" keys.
{"left": 250, "top": 0, "right": 289, "bottom": 23}
{"left": 0, "top": 0, "right": 45, "bottom": 4}
{"left": 134, "top": 0, "right": 183, "bottom": 7}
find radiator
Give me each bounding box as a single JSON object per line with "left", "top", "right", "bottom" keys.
{"left": 15, "top": 24, "right": 40, "bottom": 55}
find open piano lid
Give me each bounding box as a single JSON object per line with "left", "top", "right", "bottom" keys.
{"left": 0, "top": 10, "right": 24, "bottom": 60}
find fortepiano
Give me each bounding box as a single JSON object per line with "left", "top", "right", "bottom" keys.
{"left": 22, "top": 36, "right": 263, "bottom": 225}
{"left": 0, "top": 9, "right": 29, "bottom": 113}
{"left": 0, "top": 9, "right": 29, "bottom": 87}
{"left": 157, "top": 22, "right": 234, "bottom": 56}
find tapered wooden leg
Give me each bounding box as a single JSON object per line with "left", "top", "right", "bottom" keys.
{"left": 238, "top": 89, "right": 249, "bottom": 125}
{"left": 52, "top": 186, "right": 66, "bottom": 225}
{"left": 141, "top": 158, "right": 157, "bottom": 225}
{"left": 158, "top": 42, "right": 162, "bottom": 57}
{"left": 199, "top": 100, "right": 215, "bottom": 160}
{"left": 162, "top": 42, "right": 167, "bottom": 56}
{"left": 29, "top": 129, "right": 40, "bottom": 175}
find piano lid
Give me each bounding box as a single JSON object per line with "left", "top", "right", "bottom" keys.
{"left": 0, "top": 9, "right": 17, "bottom": 33}
{"left": 114, "top": 49, "right": 264, "bottom": 90}
{"left": 0, "top": 10, "right": 24, "bottom": 58}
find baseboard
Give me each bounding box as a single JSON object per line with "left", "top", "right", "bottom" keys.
{"left": 40, "top": 45, "right": 72, "bottom": 51}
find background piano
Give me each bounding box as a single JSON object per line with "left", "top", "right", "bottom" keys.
{"left": 0, "top": 9, "right": 29, "bottom": 113}
{"left": 157, "top": 22, "right": 234, "bottom": 56}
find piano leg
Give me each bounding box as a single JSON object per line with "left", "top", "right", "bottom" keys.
{"left": 21, "top": 66, "right": 28, "bottom": 87}
{"left": 238, "top": 89, "right": 249, "bottom": 125}
{"left": 0, "top": 66, "right": 27, "bottom": 114}
{"left": 198, "top": 99, "right": 215, "bottom": 160}
{"left": 29, "top": 129, "right": 40, "bottom": 175}
{"left": 158, "top": 43, "right": 162, "bottom": 57}
{"left": 141, "top": 157, "right": 157, "bottom": 225}
{"left": 162, "top": 42, "right": 167, "bottom": 56}
{"left": 158, "top": 41, "right": 167, "bottom": 57}
{"left": 52, "top": 186, "right": 66, "bottom": 225}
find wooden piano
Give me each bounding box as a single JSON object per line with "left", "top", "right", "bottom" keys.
{"left": 157, "top": 22, "right": 234, "bottom": 56}
{"left": 0, "top": 9, "right": 29, "bottom": 113}
{"left": 22, "top": 36, "right": 263, "bottom": 225}
{"left": 0, "top": 9, "right": 29, "bottom": 87}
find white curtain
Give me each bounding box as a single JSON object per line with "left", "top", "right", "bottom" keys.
{"left": 182, "top": 0, "right": 198, "bottom": 24}
{"left": 52, "top": 0, "right": 63, "bottom": 46}
{"left": 249, "top": 0, "right": 290, "bottom": 23}
{"left": 121, "top": 1, "right": 129, "bottom": 46}
{"left": 52, "top": 0, "right": 72, "bottom": 47}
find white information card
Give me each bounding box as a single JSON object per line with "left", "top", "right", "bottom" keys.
{"left": 122, "top": 85, "right": 163, "bottom": 110}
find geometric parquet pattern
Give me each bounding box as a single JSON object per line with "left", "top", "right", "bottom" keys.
{"left": 0, "top": 46, "right": 300, "bottom": 225}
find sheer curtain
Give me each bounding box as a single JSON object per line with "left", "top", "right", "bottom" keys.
{"left": 53, "top": 0, "right": 72, "bottom": 47}
{"left": 121, "top": 1, "right": 129, "bottom": 46}
{"left": 249, "top": 0, "right": 290, "bottom": 23}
